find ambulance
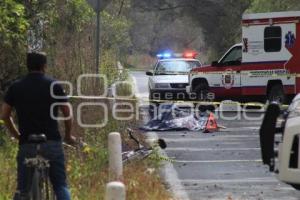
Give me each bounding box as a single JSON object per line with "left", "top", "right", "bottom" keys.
{"left": 187, "top": 11, "right": 300, "bottom": 104}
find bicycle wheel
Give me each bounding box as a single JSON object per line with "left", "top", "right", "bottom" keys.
{"left": 122, "top": 149, "right": 153, "bottom": 163}
{"left": 31, "top": 169, "right": 42, "bottom": 200}
{"left": 31, "top": 168, "right": 53, "bottom": 200}
{"left": 42, "top": 169, "right": 56, "bottom": 200}
{"left": 122, "top": 151, "right": 135, "bottom": 163}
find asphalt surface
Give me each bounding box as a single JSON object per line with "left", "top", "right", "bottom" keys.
{"left": 130, "top": 71, "right": 300, "bottom": 200}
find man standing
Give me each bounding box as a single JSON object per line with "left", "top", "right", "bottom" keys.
{"left": 1, "top": 52, "right": 76, "bottom": 200}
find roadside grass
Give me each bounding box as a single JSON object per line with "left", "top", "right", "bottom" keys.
{"left": 67, "top": 159, "right": 170, "bottom": 200}
{"left": 0, "top": 117, "right": 171, "bottom": 200}
{"left": 0, "top": 135, "right": 18, "bottom": 200}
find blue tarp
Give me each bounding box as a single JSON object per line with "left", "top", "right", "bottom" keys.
{"left": 141, "top": 104, "right": 209, "bottom": 131}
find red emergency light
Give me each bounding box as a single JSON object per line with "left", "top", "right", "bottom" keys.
{"left": 183, "top": 51, "right": 198, "bottom": 59}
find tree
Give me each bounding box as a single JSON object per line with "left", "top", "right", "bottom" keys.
{"left": 129, "top": 0, "right": 251, "bottom": 62}
{"left": 0, "top": 0, "right": 28, "bottom": 94}
{"left": 248, "top": 0, "right": 300, "bottom": 13}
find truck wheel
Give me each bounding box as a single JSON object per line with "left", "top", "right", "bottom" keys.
{"left": 149, "top": 90, "right": 159, "bottom": 118}
{"left": 149, "top": 90, "right": 159, "bottom": 101}
{"left": 268, "top": 84, "right": 285, "bottom": 104}
{"left": 149, "top": 90, "right": 154, "bottom": 100}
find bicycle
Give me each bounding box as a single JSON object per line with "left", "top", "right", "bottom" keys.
{"left": 122, "top": 128, "right": 167, "bottom": 163}
{"left": 16, "top": 135, "right": 84, "bottom": 200}
{"left": 20, "top": 134, "right": 56, "bottom": 200}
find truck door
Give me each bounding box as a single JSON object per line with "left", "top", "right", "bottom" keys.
{"left": 216, "top": 45, "right": 242, "bottom": 98}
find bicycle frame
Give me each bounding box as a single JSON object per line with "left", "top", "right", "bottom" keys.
{"left": 122, "top": 128, "right": 167, "bottom": 163}
{"left": 127, "top": 128, "right": 143, "bottom": 149}
{"left": 23, "top": 143, "right": 55, "bottom": 200}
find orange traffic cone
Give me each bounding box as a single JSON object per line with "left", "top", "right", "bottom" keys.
{"left": 203, "top": 113, "right": 218, "bottom": 133}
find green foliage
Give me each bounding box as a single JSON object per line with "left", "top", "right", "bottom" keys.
{"left": 0, "top": 134, "right": 18, "bottom": 199}
{"left": 129, "top": 0, "right": 300, "bottom": 63}
{"left": 248, "top": 0, "right": 300, "bottom": 13}
{"left": 101, "top": 10, "right": 132, "bottom": 50}
{"left": 100, "top": 49, "right": 119, "bottom": 85}
{"left": 50, "top": 0, "right": 94, "bottom": 34}
{"left": 100, "top": 3, "right": 132, "bottom": 67}
{"left": 207, "top": 0, "right": 251, "bottom": 60}
{"left": 0, "top": 0, "right": 28, "bottom": 44}
{"left": 116, "top": 81, "right": 133, "bottom": 97}
{"left": 0, "top": 0, "right": 132, "bottom": 94}
{"left": 100, "top": 49, "right": 129, "bottom": 86}
{"left": 0, "top": 0, "right": 28, "bottom": 92}
{"left": 208, "top": 0, "right": 300, "bottom": 60}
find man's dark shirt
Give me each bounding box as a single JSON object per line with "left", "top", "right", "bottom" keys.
{"left": 4, "top": 73, "right": 68, "bottom": 145}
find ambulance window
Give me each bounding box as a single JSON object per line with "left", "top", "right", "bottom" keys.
{"left": 219, "top": 46, "right": 242, "bottom": 66}
{"left": 264, "top": 26, "right": 282, "bottom": 52}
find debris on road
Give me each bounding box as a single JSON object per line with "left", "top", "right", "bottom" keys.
{"left": 141, "top": 104, "right": 225, "bottom": 133}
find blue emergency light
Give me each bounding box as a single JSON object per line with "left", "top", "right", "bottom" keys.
{"left": 157, "top": 52, "right": 172, "bottom": 59}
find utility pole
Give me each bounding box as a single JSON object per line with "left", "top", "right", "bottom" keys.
{"left": 86, "top": 0, "right": 101, "bottom": 74}
{"left": 95, "top": 0, "right": 100, "bottom": 74}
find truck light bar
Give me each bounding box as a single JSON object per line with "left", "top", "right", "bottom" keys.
{"left": 156, "top": 51, "right": 198, "bottom": 59}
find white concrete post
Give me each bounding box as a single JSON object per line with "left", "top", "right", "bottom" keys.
{"left": 105, "top": 181, "right": 126, "bottom": 200}
{"left": 107, "top": 86, "right": 116, "bottom": 110}
{"left": 108, "top": 132, "right": 123, "bottom": 181}
{"left": 117, "top": 61, "right": 124, "bottom": 79}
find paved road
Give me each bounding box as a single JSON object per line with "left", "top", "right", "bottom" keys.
{"left": 130, "top": 71, "right": 300, "bottom": 200}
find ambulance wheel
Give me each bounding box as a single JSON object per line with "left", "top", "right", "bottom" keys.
{"left": 194, "top": 82, "right": 212, "bottom": 112}
{"left": 194, "top": 82, "right": 209, "bottom": 101}
{"left": 267, "top": 84, "right": 285, "bottom": 104}
{"left": 291, "top": 184, "right": 300, "bottom": 190}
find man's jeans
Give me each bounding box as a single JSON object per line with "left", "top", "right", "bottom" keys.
{"left": 13, "top": 141, "right": 71, "bottom": 200}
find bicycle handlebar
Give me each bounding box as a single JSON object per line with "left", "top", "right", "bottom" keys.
{"left": 126, "top": 128, "right": 142, "bottom": 149}
{"left": 126, "top": 128, "right": 167, "bottom": 150}
{"left": 63, "top": 138, "right": 88, "bottom": 150}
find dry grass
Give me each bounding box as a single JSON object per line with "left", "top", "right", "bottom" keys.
{"left": 66, "top": 160, "right": 171, "bottom": 200}
{"left": 124, "top": 162, "right": 171, "bottom": 200}
{"left": 0, "top": 136, "right": 18, "bottom": 200}
{"left": 0, "top": 118, "right": 171, "bottom": 200}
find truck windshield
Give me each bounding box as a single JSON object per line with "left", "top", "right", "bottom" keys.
{"left": 155, "top": 60, "right": 201, "bottom": 75}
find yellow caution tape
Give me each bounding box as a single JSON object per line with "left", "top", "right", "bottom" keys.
{"left": 69, "top": 95, "right": 289, "bottom": 108}
{"left": 149, "top": 152, "right": 175, "bottom": 163}
{"left": 70, "top": 95, "right": 137, "bottom": 101}
{"left": 132, "top": 69, "right": 300, "bottom": 78}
